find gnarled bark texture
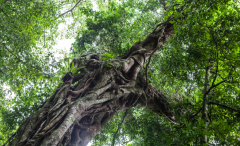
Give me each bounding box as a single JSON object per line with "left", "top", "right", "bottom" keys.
{"left": 4, "top": 20, "right": 175, "bottom": 146}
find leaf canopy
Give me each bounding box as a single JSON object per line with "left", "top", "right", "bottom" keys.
{"left": 1, "top": 0, "right": 240, "bottom": 145}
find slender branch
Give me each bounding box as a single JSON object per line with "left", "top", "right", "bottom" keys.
{"left": 111, "top": 109, "right": 128, "bottom": 146}
{"left": 191, "top": 107, "right": 202, "bottom": 119}
{"left": 145, "top": 46, "right": 158, "bottom": 89}
{"left": 212, "top": 59, "right": 218, "bottom": 87}
{"left": 60, "top": 3, "right": 75, "bottom": 7}
{"left": 152, "top": 23, "right": 164, "bottom": 33}
{"left": 186, "top": 107, "right": 202, "bottom": 124}
{"left": 208, "top": 102, "right": 240, "bottom": 112}
{"left": 204, "top": 80, "right": 226, "bottom": 96}
{"left": 0, "top": 8, "right": 9, "bottom": 17}
{"left": 197, "top": 23, "right": 219, "bottom": 87}
{"left": 152, "top": 16, "right": 175, "bottom": 33}
{"left": 0, "top": 69, "right": 5, "bottom": 74}
{"left": 205, "top": 25, "right": 219, "bottom": 86}
{"left": 2, "top": 132, "right": 17, "bottom": 146}
{"left": 56, "top": 0, "right": 82, "bottom": 20}
{"left": 0, "top": 42, "right": 18, "bottom": 58}
{"left": 145, "top": 25, "right": 167, "bottom": 89}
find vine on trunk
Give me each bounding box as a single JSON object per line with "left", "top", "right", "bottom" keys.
{"left": 5, "top": 19, "right": 176, "bottom": 146}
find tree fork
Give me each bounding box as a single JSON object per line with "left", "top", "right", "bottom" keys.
{"left": 4, "top": 20, "right": 176, "bottom": 146}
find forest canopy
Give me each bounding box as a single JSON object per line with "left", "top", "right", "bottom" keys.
{"left": 0, "top": 0, "right": 240, "bottom": 145}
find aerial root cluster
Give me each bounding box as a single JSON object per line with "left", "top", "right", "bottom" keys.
{"left": 6, "top": 20, "right": 176, "bottom": 146}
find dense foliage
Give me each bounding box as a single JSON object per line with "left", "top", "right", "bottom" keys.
{"left": 1, "top": 0, "right": 240, "bottom": 145}
{"left": 0, "top": 0, "right": 68, "bottom": 142}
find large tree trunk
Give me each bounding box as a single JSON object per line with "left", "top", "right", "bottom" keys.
{"left": 4, "top": 20, "right": 175, "bottom": 146}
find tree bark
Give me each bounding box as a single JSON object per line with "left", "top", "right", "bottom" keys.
{"left": 201, "top": 65, "right": 211, "bottom": 144}
{"left": 4, "top": 20, "right": 175, "bottom": 146}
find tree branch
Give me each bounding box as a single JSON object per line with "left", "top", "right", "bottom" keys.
{"left": 145, "top": 46, "right": 158, "bottom": 89}
{"left": 0, "top": 8, "right": 9, "bottom": 17}
{"left": 0, "top": 69, "right": 5, "bottom": 74}
{"left": 3, "top": 132, "right": 17, "bottom": 146}
{"left": 208, "top": 102, "right": 240, "bottom": 112}
{"left": 111, "top": 109, "right": 128, "bottom": 146}
{"left": 0, "top": 42, "right": 18, "bottom": 58}
{"left": 204, "top": 80, "right": 226, "bottom": 97}
{"left": 205, "top": 25, "right": 219, "bottom": 87}
{"left": 191, "top": 108, "right": 202, "bottom": 118}
{"left": 145, "top": 24, "right": 168, "bottom": 89}
{"left": 56, "top": 0, "right": 82, "bottom": 20}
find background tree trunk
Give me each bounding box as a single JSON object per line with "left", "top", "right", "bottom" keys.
{"left": 201, "top": 65, "right": 211, "bottom": 144}
{"left": 4, "top": 20, "right": 176, "bottom": 146}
